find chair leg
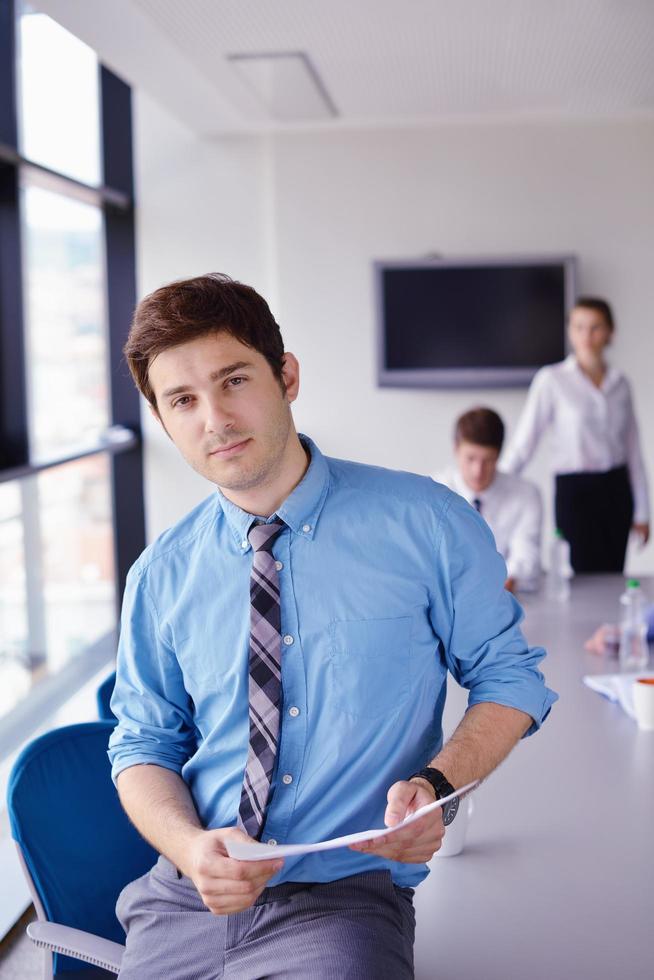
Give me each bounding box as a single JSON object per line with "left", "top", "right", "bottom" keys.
{"left": 41, "top": 945, "right": 53, "bottom": 980}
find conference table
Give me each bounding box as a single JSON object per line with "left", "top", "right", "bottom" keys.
{"left": 413, "top": 575, "right": 653, "bottom": 980}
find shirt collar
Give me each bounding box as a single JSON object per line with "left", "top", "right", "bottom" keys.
{"left": 565, "top": 352, "right": 621, "bottom": 392}
{"left": 602, "top": 364, "right": 621, "bottom": 392}
{"left": 216, "top": 434, "right": 330, "bottom": 553}
{"left": 449, "top": 468, "right": 473, "bottom": 502}
{"left": 450, "top": 467, "right": 494, "bottom": 505}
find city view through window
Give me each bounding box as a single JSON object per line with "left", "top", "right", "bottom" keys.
{"left": 0, "top": 8, "right": 119, "bottom": 726}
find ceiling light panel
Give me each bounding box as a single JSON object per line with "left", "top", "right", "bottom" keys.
{"left": 227, "top": 51, "right": 337, "bottom": 121}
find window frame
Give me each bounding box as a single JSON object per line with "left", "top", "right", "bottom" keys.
{"left": 0, "top": 0, "right": 144, "bottom": 610}
{"left": 0, "top": 0, "right": 145, "bottom": 754}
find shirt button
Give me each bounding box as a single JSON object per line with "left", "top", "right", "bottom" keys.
{"left": 275, "top": 560, "right": 283, "bottom": 571}
{"left": 302, "top": 524, "right": 311, "bottom": 533}
{"left": 267, "top": 839, "right": 277, "bottom": 846}
{"left": 283, "top": 634, "right": 294, "bottom": 646}
{"left": 240, "top": 540, "right": 248, "bottom": 549}
{"left": 282, "top": 774, "right": 293, "bottom": 785}
{"left": 288, "top": 706, "right": 300, "bottom": 717}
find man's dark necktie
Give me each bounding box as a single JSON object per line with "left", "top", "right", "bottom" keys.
{"left": 238, "top": 520, "right": 285, "bottom": 839}
{"left": 473, "top": 498, "right": 482, "bottom": 513}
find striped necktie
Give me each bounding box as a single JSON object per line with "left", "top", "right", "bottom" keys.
{"left": 238, "top": 520, "right": 285, "bottom": 839}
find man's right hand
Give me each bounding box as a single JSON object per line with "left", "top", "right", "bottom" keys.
{"left": 116, "top": 767, "right": 284, "bottom": 915}
{"left": 183, "top": 827, "right": 284, "bottom": 915}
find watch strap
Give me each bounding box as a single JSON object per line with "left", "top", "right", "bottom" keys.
{"left": 408, "top": 767, "right": 456, "bottom": 800}
{"left": 409, "top": 767, "right": 460, "bottom": 825}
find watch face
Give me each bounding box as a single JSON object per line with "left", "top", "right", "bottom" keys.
{"left": 442, "top": 796, "right": 459, "bottom": 826}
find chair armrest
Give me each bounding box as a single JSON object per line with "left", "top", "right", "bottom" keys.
{"left": 27, "top": 921, "right": 124, "bottom": 974}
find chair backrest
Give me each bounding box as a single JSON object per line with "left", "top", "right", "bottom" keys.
{"left": 7, "top": 721, "right": 157, "bottom": 974}
{"left": 96, "top": 672, "right": 116, "bottom": 721}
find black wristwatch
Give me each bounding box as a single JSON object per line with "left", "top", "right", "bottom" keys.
{"left": 409, "top": 767, "right": 459, "bottom": 826}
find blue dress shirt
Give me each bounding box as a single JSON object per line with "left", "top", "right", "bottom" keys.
{"left": 108, "top": 436, "right": 557, "bottom": 887}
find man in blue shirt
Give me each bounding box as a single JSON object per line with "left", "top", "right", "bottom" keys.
{"left": 109, "top": 273, "right": 557, "bottom": 979}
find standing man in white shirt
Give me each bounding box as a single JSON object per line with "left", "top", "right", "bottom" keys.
{"left": 435, "top": 407, "right": 543, "bottom": 593}
{"left": 502, "top": 297, "right": 650, "bottom": 573}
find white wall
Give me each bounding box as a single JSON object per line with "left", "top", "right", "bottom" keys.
{"left": 133, "top": 92, "right": 269, "bottom": 538}
{"left": 135, "top": 106, "right": 654, "bottom": 572}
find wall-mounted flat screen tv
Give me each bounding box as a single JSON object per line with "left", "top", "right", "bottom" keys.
{"left": 375, "top": 255, "right": 577, "bottom": 388}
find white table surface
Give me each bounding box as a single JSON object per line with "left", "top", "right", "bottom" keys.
{"left": 413, "top": 575, "right": 653, "bottom": 980}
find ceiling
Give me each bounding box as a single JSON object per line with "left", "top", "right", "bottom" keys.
{"left": 34, "top": 0, "right": 654, "bottom": 135}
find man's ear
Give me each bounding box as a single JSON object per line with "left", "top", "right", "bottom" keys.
{"left": 281, "top": 353, "right": 300, "bottom": 404}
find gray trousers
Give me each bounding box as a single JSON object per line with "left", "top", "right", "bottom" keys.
{"left": 116, "top": 856, "right": 415, "bottom": 979}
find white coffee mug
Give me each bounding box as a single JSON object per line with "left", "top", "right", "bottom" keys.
{"left": 435, "top": 797, "right": 474, "bottom": 857}
{"left": 633, "top": 677, "right": 654, "bottom": 731}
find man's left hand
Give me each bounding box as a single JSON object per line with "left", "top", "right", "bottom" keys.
{"left": 349, "top": 780, "right": 445, "bottom": 863}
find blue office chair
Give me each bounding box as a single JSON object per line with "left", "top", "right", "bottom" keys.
{"left": 96, "top": 671, "right": 116, "bottom": 721}
{"left": 7, "top": 721, "right": 157, "bottom": 977}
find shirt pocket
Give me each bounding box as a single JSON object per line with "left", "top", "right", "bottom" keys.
{"left": 328, "top": 616, "right": 412, "bottom": 720}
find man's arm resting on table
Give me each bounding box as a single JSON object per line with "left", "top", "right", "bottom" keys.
{"left": 116, "top": 764, "right": 283, "bottom": 914}
{"left": 350, "top": 702, "right": 532, "bottom": 863}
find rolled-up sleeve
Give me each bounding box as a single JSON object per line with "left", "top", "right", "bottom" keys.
{"left": 108, "top": 563, "right": 196, "bottom": 783}
{"left": 431, "top": 492, "right": 558, "bottom": 735}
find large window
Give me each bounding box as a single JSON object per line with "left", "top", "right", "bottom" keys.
{"left": 18, "top": 7, "right": 101, "bottom": 185}
{"left": 0, "top": 1, "right": 144, "bottom": 743}
{"left": 22, "top": 182, "right": 110, "bottom": 459}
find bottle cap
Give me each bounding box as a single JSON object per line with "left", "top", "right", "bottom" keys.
{"left": 626, "top": 578, "right": 640, "bottom": 589}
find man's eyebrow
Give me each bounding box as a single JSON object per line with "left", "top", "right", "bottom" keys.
{"left": 210, "top": 361, "right": 254, "bottom": 380}
{"left": 161, "top": 361, "right": 254, "bottom": 400}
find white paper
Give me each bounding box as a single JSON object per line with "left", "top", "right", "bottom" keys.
{"left": 225, "top": 780, "right": 479, "bottom": 861}
{"left": 583, "top": 670, "right": 654, "bottom": 720}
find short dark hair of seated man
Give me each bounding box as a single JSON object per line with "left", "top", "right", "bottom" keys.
{"left": 454, "top": 406, "right": 505, "bottom": 453}
{"left": 452, "top": 407, "right": 521, "bottom": 593}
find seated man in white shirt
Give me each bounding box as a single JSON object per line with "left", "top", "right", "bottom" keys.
{"left": 434, "top": 407, "right": 543, "bottom": 593}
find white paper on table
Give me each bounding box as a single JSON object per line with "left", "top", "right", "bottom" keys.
{"left": 583, "top": 671, "right": 654, "bottom": 720}
{"left": 225, "top": 779, "right": 479, "bottom": 861}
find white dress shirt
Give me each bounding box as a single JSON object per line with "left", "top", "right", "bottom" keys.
{"left": 434, "top": 466, "right": 543, "bottom": 591}
{"left": 502, "top": 355, "right": 650, "bottom": 523}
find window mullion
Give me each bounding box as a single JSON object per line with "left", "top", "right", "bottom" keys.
{"left": 0, "top": 160, "right": 28, "bottom": 470}
{"left": 0, "top": 0, "right": 17, "bottom": 148}
{"left": 101, "top": 66, "right": 145, "bottom": 613}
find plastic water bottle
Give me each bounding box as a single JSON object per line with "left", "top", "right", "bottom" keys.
{"left": 618, "top": 579, "right": 649, "bottom": 671}
{"left": 547, "top": 529, "right": 572, "bottom": 601}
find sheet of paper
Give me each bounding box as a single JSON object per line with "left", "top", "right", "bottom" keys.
{"left": 225, "top": 780, "right": 479, "bottom": 861}
{"left": 583, "top": 670, "right": 654, "bottom": 720}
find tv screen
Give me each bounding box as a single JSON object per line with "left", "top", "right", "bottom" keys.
{"left": 375, "top": 256, "right": 576, "bottom": 388}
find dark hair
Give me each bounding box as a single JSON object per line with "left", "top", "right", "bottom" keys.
{"left": 124, "top": 273, "right": 285, "bottom": 409}
{"left": 572, "top": 296, "right": 615, "bottom": 331}
{"left": 454, "top": 407, "right": 505, "bottom": 451}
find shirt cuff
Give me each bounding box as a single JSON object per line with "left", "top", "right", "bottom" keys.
{"left": 467, "top": 682, "right": 558, "bottom": 737}
{"left": 110, "top": 753, "right": 185, "bottom": 787}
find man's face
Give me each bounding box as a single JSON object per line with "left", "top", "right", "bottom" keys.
{"left": 454, "top": 440, "right": 499, "bottom": 494}
{"left": 148, "top": 331, "right": 299, "bottom": 493}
